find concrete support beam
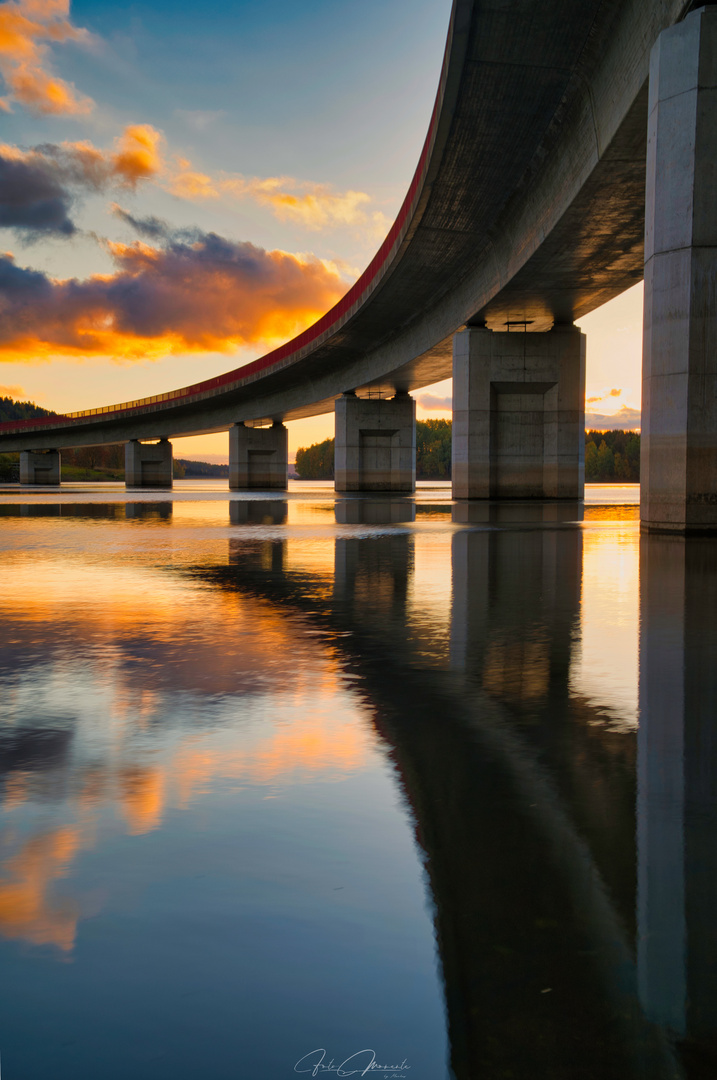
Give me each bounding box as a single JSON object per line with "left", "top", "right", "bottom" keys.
{"left": 334, "top": 392, "right": 415, "bottom": 492}
{"left": 125, "top": 439, "right": 173, "bottom": 489}
{"left": 452, "top": 326, "right": 585, "bottom": 499}
{"left": 641, "top": 8, "right": 717, "bottom": 533}
{"left": 19, "top": 450, "right": 61, "bottom": 485}
{"left": 229, "top": 422, "right": 288, "bottom": 490}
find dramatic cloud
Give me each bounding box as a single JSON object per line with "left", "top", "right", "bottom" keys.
{"left": 585, "top": 405, "right": 641, "bottom": 431}
{"left": 170, "top": 164, "right": 390, "bottom": 236}
{"left": 417, "top": 393, "right": 452, "bottom": 411}
{"left": 0, "top": 145, "right": 76, "bottom": 235}
{"left": 0, "top": 0, "right": 93, "bottom": 115}
{"left": 0, "top": 222, "right": 348, "bottom": 361}
{"left": 0, "top": 126, "right": 164, "bottom": 237}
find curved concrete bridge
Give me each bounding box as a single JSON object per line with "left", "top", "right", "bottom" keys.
{"left": 1, "top": 0, "right": 715, "bottom": 530}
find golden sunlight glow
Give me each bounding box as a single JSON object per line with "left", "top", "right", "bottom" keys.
{"left": 170, "top": 165, "right": 390, "bottom": 237}
{"left": 0, "top": 240, "right": 347, "bottom": 361}
{"left": 569, "top": 522, "right": 639, "bottom": 728}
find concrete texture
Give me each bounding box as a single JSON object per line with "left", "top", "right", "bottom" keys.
{"left": 641, "top": 8, "right": 717, "bottom": 533}
{"left": 229, "top": 422, "right": 288, "bottom": 490}
{"left": 125, "top": 439, "right": 173, "bottom": 489}
{"left": 19, "top": 450, "right": 60, "bottom": 485}
{"left": 452, "top": 326, "right": 585, "bottom": 499}
{"left": 334, "top": 393, "right": 416, "bottom": 492}
{"left": 0, "top": 0, "right": 685, "bottom": 455}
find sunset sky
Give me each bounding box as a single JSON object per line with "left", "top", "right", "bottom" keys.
{"left": 0, "top": 0, "right": 643, "bottom": 460}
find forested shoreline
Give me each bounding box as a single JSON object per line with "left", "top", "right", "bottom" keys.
{"left": 295, "top": 423, "right": 641, "bottom": 481}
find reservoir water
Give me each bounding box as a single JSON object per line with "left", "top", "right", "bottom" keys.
{"left": 0, "top": 481, "right": 714, "bottom": 1079}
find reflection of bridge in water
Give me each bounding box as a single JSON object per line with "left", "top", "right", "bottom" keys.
{"left": 0, "top": 496, "right": 714, "bottom": 1075}
{"left": 195, "top": 506, "right": 715, "bottom": 1079}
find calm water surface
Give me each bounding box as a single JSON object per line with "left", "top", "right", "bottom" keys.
{"left": 0, "top": 481, "right": 714, "bottom": 1079}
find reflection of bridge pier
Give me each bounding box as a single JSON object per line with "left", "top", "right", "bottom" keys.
{"left": 229, "top": 500, "right": 287, "bottom": 526}
{"left": 639, "top": 535, "right": 717, "bottom": 1061}
{"left": 125, "top": 501, "right": 173, "bottom": 521}
{"left": 208, "top": 517, "right": 682, "bottom": 1077}
{"left": 228, "top": 501, "right": 288, "bottom": 574}
{"left": 333, "top": 530, "right": 411, "bottom": 623}
{"left": 450, "top": 506, "right": 582, "bottom": 698}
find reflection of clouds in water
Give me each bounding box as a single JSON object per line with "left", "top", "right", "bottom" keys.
{"left": 569, "top": 523, "right": 639, "bottom": 730}
{"left": 0, "top": 553, "right": 375, "bottom": 954}
{"left": 0, "top": 673, "right": 373, "bottom": 952}
{"left": 0, "top": 828, "right": 83, "bottom": 952}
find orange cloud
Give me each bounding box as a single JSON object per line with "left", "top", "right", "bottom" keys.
{"left": 0, "top": 227, "right": 347, "bottom": 361}
{"left": 111, "top": 124, "right": 164, "bottom": 186}
{"left": 170, "top": 166, "right": 390, "bottom": 236}
{"left": 0, "top": 0, "right": 93, "bottom": 115}
{"left": 1, "top": 123, "right": 163, "bottom": 189}
{"left": 587, "top": 388, "right": 623, "bottom": 404}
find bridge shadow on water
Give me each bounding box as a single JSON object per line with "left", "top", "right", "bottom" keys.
{"left": 183, "top": 499, "right": 717, "bottom": 1080}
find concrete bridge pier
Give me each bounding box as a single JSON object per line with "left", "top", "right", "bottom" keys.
{"left": 125, "top": 438, "right": 173, "bottom": 489}
{"left": 641, "top": 7, "right": 717, "bottom": 533}
{"left": 229, "top": 422, "right": 288, "bottom": 490}
{"left": 452, "top": 326, "right": 585, "bottom": 499}
{"left": 19, "top": 450, "right": 61, "bottom": 485}
{"left": 334, "top": 391, "right": 415, "bottom": 492}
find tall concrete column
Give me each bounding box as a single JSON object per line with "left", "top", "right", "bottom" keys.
{"left": 229, "top": 422, "right": 288, "bottom": 490}
{"left": 19, "top": 450, "right": 60, "bottom": 485}
{"left": 642, "top": 8, "right": 717, "bottom": 532}
{"left": 125, "top": 439, "right": 173, "bottom": 489}
{"left": 452, "top": 326, "right": 585, "bottom": 499}
{"left": 334, "top": 391, "right": 415, "bottom": 492}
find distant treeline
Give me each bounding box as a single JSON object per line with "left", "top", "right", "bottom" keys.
{"left": 295, "top": 423, "right": 641, "bottom": 483}
{"left": 296, "top": 419, "right": 454, "bottom": 480}
{"left": 0, "top": 396, "right": 56, "bottom": 423}
{"left": 416, "top": 419, "right": 451, "bottom": 479}
{"left": 585, "top": 429, "right": 640, "bottom": 482}
{"left": 176, "top": 459, "right": 229, "bottom": 478}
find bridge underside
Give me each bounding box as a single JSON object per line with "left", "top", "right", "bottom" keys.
{"left": 0, "top": 0, "right": 682, "bottom": 453}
